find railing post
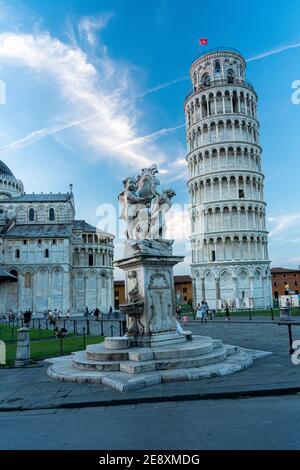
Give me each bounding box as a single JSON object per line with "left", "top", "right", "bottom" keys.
{"left": 288, "top": 324, "right": 294, "bottom": 355}
{"left": 100, "top": 320, "right": 104, "bottom": 336}
{"left": 271, "top": 308, "right": 274, "bottom": 321}
{"left": 119, "top": 321, "right": 122, "bottom": 336}
{"left": 83, "top": 326, "right": 86, "bottom": 349}
{"left": 110, "top": 325, "right": 114, "bottom": 337}
{"left": 249, "top": 309, "right": 252, "bottom": 321}
{"left": 60, "top": 337, "right": 63, "bottom": 356}
{"left": 73, "top": 320, "right": 76, "bottom": 334}
{"left": 86, "top": 319, "right": 90, "bottom": 336}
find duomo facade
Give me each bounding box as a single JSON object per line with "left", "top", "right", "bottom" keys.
{"left": 0, "top": 161, "right": 114, "bottom": 314}
{"left": 185, "top": 48, "right": 272, "bottom": 309}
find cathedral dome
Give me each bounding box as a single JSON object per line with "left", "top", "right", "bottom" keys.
{"left": 0, "top": 160, "right": 24, "bottom": 199}
{"left": 0, "top": 160, "right": 15, "bottom": 179}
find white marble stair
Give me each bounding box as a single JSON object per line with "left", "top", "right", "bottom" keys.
{"left": 46, "top": 335, "right": 271, "bottom": 391}
{"left": 47, "top": 347, "right": 271, "bottom": 391}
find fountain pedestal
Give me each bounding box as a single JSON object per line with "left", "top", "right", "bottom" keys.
{"left": 113, "top": 240, "right": 185, "bottom": 348}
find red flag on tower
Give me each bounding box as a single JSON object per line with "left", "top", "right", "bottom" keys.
{"left": 199, "top": 38, "right": 208, "bottom": 45}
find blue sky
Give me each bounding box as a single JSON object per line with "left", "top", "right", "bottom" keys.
{"left": 0, "top": 0, "right": 299, "bottom": 276}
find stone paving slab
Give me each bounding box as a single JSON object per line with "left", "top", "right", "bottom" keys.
{"left": 0, "top": 321, "right": 300, "bottom": 410}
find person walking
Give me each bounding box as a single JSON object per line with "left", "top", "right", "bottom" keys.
{"left": 94, "top": 308, "right": 100, "bottom": 321}
{"left": 225, "top": 303, "right": 230, "bottom": 321}
{"left": 84, "top": 307, "right": 89, "bottom": 318}
{"left": 108, "top": 306, "right": 113, "bottom": 319}
{"left": 198, "top": 301, "right": 209, "bottom": 324}
{"left": 196, "top": 303, "right": 202, "bottom": 320}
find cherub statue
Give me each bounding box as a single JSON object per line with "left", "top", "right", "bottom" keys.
{"left": 136, "top": 164, "right": 160, "bottom": 208}
{"left": 118, "top": 166, "right": 176, "bottom": 242}
{"left": 118, "top": 177, "right": 149, "bottom": 239}
{"left": 150, "top": 188, "right": 176, "bottom": 239}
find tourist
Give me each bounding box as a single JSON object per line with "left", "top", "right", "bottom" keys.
{"left": 183, "top": 314, "right": 189, "bottom": 325}
{"left": 66, "top": 309, "right": 71, "bottom": 319}
{"left": 225, "top": 303, "right": 230, "bottom": 321}
{"left": 84, "top": 307, "right": 89, "bottom": 318}
{"left": 48, "top": 309, "right": 55, "bottom": 325}
{"left": 58, "top": 310, "right": 62, "bottom": 319}
{"left": 23, "top": 310, "right": 32, "bottom": 326}
{"left": 108, "top": 306, "right": 113, "bottom": 319}
{"left": 54, "top": 326, "right": 68, "bottom": 338}
{"left": 94, "top": 308, "right": 100, "bottom": 321}
{"left": 198, "top": 301, "right": 209, "bottom": 324}
{"left": 196, "top": 303, "right": 202, "bottom": 320}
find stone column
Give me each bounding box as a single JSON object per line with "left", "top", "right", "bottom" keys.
{"left": 84, "top": 275, "right": 88, "bottom": 309}
{"left": 17, "top": 275, "right": 22, "bottom": 313}
{"left": 62, "top": 269, "right": 70, "bottom": 313}
{"left": 215, "top": 278, "right": 221, "bottom": 304}
{"left": 201, "top": 277, "right": 206, "bottom": 302}
{"left": 47, "top": 271, "right": 51, "bottom": 310}
{"left": 233, "top": 276, "right": 238, "bottom": 301}
{"left": 0, "top": 340, "right": 6, "bottom": 365}
{"left": 249, "top": 276, "right": 254, "bottom": 305}
{"left": 15, "top": 327, "right": 31, "bottom": 367}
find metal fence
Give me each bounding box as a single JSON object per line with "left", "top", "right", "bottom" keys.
{"left": 179, "top": 306, "right": 300, "bottom": 322}
{"left": 0, "top": 317, "right": 127, "bottom": 366}
{"left": 0, "top": 317, "right": 127, "bottom": 339}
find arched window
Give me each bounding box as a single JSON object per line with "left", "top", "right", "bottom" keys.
{"left": 25, "top": 273, "right": 32, "bottom": 288}
{"left": 215, "top": 61, "right": 221, "bottom": 74}
{"left": 15, "top": 249, "right": 20, "bottom": 259}
{"left": 49, "top": 208, "right": 55, "bottom": 221}
{"left": 227, "top": 68, "right": 235, "bottom": 84}
{"left": 201, "top": 73, "right": 211, "bottom": 87}
{"left": 29, "top": 208, "right": 35, "bottom": 222}
{"left": 10, "top": 270, "right": 18, "bottom": 279}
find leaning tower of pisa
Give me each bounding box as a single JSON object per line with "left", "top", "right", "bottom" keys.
{"left": 185, "top": 48, "right": 272, "bottom": 310}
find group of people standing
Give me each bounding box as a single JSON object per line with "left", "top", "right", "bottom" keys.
{"left": 84, "top": 306, "right": 113, "bottom": 320}
{"left": 43, "top": 309, "right": 71, "bottom": 325}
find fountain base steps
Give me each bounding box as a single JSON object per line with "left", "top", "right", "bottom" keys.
{"left": 47, "top": 335, "right": 271, "bottom": 392}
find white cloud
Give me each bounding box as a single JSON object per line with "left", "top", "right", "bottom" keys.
{"left": 268, "top": 212, "right": 300, "bottom": 238}
{"left": 246, "top": 41, "right": 300, "bottom": 62}
{"left": 136, "top": 40, "right": 300, "bottom": 97}
{"left": 78, "top": 13, "right": 113, "bottom": 46}
{"left": 138, "top": 76, "right": 189, "bottom": 99}
{"left": 0, "top": 25, "right": 183, "bottom": 170}
{"left": 0, "top": 112, "right": 102, "bottom": 153}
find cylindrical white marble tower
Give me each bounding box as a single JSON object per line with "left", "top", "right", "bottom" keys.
{"left": 185, "top": 48, "right": 272, "bottom": 310}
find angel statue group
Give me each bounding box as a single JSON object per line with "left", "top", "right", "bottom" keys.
{"left": 118, "top": 164, "right": 176, "bottom": 241}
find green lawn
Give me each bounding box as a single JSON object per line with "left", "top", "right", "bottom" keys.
{"left": 0, "top": 324, "right": 55, "bottom": 341}
{"left": 0, "top": 325, "right": 104, "bottom": 366}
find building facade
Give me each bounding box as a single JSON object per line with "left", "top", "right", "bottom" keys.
{"left": 0, "top": 160, "right": 114, "bottom": 314}
{"left": 174, "top": 275, "right": 193, "bottom": 305}
{"left": 271, "top": 267, "right": 300, "bottom": 299}
{"left": 114, "top": 276, "right": 193, "bottom": 309}
{"left": 185, "top": 48, "right": 272, "bottom": 309}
